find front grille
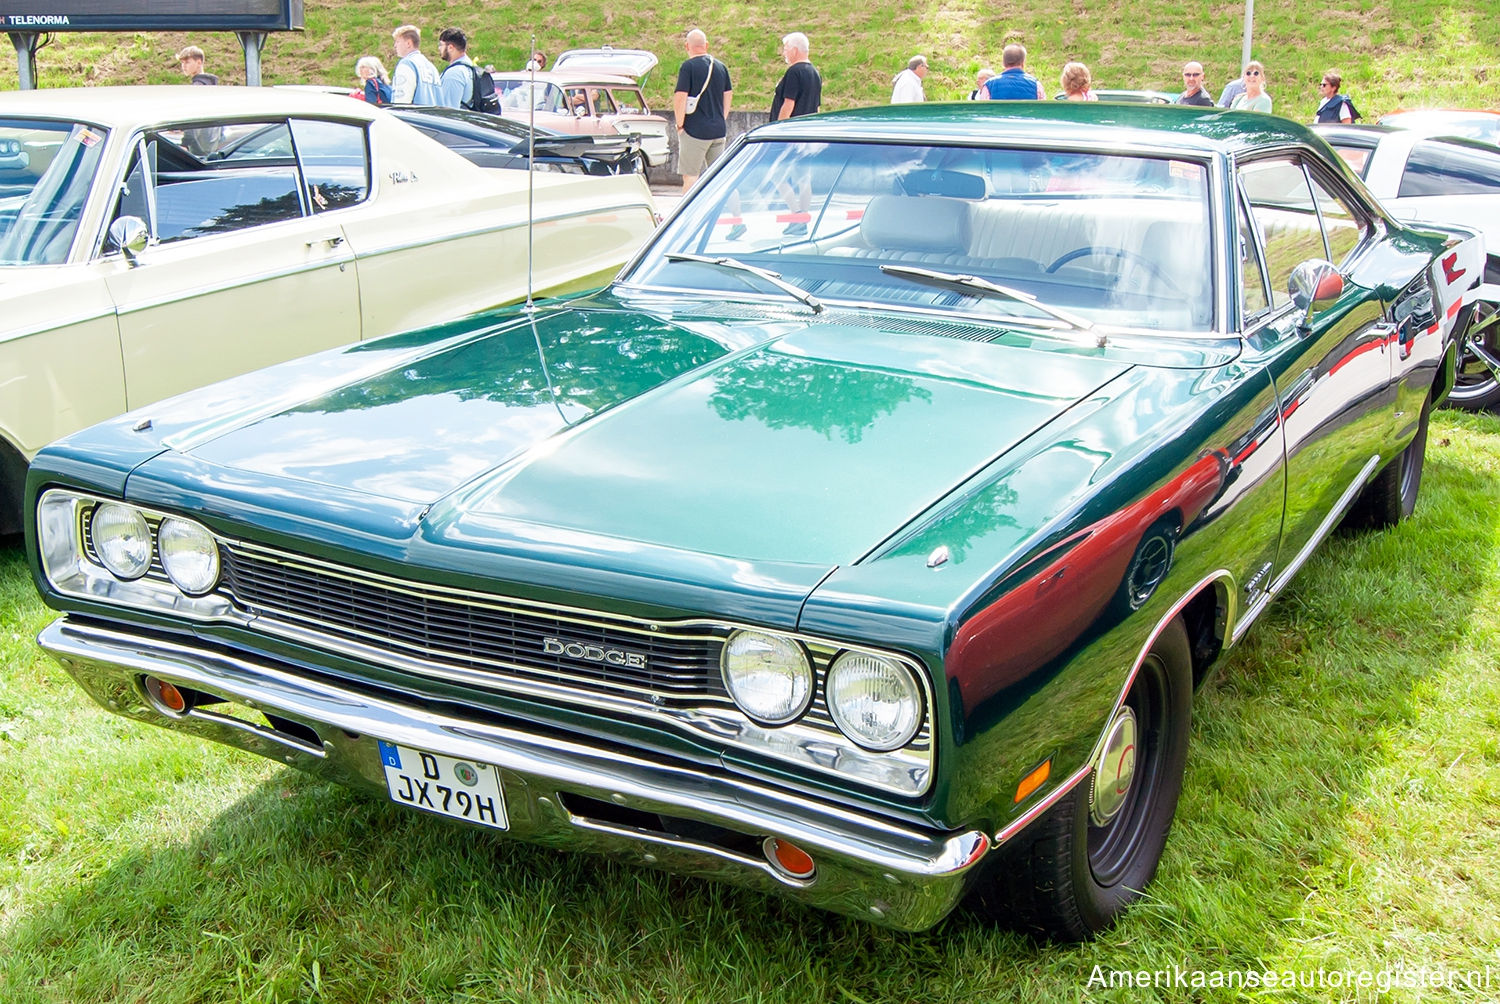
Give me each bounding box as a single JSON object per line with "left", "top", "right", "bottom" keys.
{"left": 61, "top": 485, "right": 935, "bottom": 794}
{"left": 219, "top": 544, "right": 731, "bottom": 706}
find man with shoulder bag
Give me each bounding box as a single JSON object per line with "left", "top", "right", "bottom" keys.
{"left": 673, "top": 28, "right": 733, "bottom": 192}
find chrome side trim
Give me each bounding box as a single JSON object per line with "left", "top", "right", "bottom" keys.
{"left": 41, "top": 617, "right": 982, "bottom": 930}
{"left": 1231, "top": 454, "right": 1381, "bottom": 644}
{"left": 994, "top": 765, "right": 1092, "bottom": 845}
{"left": 353, "top": 204, "right": 654, "bottom": 262}
{"left": 113, "top": 254, "right": 356, "bottom": 316}
{"left": 0, "top": 307, "right": 119, "bottom": 344}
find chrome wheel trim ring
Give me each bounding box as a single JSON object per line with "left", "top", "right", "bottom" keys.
{"left": 1090, "top": 706, "right": 1139, "bottom": 827}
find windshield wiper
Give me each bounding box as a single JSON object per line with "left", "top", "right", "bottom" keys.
{"left": 879, "top": 264, "right": 1092, "bottom": 332}
{"left": 666, "top": 252, "right": 824, "bottom": 314}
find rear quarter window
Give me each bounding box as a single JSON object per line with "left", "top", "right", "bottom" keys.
{"left": 1398, "top": 141, "right": 1500, "bottom": 198}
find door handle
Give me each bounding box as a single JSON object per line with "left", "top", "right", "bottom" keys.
{"left": 306, "top": 235, "right": 345, "bottom": 249}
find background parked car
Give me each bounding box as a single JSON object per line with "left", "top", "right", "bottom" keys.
{"left": 1318, "top": 123, "right": 1500, "bottom": 409}
{"left": 388, "top": 105, "right": 646, "bottom": 175}
{"left": 0, "top": 86, "right": 658, "bottom": 535}
{"left": 1378, "top": 108, "right": 1500, "bottom": 146}
{"left": 490, "top": 48, "right": 670, "bottom": 171}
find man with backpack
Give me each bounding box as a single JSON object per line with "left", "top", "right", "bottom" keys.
{"left": 436, "top": 27, "right": 499, "bottom": 112}
{"left": 1314, "top": 71, "right": 1361, "bottom": 123}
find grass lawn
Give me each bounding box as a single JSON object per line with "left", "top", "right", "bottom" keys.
{"left": 1, "top": 409, "right": 1498, "bottom": 1002}
{"left": 9, "top": 1, "right": 1500, "bottom": 123}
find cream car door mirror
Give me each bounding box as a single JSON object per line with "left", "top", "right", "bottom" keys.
{"left": 107, "top": 216, "right": 149, "bottom": 264}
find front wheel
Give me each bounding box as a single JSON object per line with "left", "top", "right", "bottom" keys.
{"left": 974, "top": 617, "right": 1193, "bottom": 940}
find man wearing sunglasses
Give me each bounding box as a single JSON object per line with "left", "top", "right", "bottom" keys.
{"left": 1176, "top": 61, "right": 1215, "bottom": 106}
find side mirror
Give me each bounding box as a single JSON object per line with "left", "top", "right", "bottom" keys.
{"left": 1289, "top": 258, "right": 1343, "bottom": 325}
{"left": 106, "top": 216, "right": 149, "bottom": 264}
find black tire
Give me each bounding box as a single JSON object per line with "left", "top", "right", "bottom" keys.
{"left": 1446, "top": 292, "right": 1500, "bottom": 412}
{"left": 975, "top": 618, "right": 1193, "bottom": 941}
{"left": 1343, "top": 394, "right": 1430, "bottom": 530}
{"left": 0, "top": 439, "right": 26, "bottom": 539}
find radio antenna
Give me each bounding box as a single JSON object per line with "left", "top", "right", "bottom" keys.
{"left": 524, "top": 32, "right": 537, "bottom": 313}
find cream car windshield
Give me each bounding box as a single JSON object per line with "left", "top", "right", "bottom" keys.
{"left": 0, "top": 119, "right": 110, "bottom": 266}
{"left": 629, "top": 140, "right": 1215, "bottom": 331}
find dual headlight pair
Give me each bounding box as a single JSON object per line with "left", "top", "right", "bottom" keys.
{"left": 90, "top": 502, "right": 221, "bottom": 595}
{"left": 720, "top": 629, "right": 924, "bottom": 752}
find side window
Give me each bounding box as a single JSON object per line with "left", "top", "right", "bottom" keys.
{"left": 291, "top": 119, "right": 369, "bottom": 212}
{"left": 113, "top": 123, "right": 303, "bottom": 244}
{"left": 1331, "top": 144, "right": 1372, "bottom": 178}
{"left": 1305, "top": 171, "right": 1365, "bottom": 267}
{"left": 591, "top": 88, "right": 617, "bottom": 114}
{"left": 564, "top": 87, "right": 590, "bottom": 116}
{"left": 610, "top": 88, "right": 645, "bottom": 114}
{"left": 1398, "top": 141, "right": 1500, "bottom": 198}
{"left": 1237, "top": 190, "right": 1270, "bottom": 319}
{"left": 1240, "top": 158, "right": 1322, "bottom": 308}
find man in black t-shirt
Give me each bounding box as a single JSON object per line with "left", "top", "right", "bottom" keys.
{"left": 673, "top": 28, "right": 734, "bottom": 192}
{"left": 1176, "top": 61, "right": 1215, "bottom": 107}
{"left": 771, "top": 32, "right": 821, "bottom": 120}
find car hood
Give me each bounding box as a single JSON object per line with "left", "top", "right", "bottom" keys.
{"left": 138, "top": 315, "right": 1126, "bottom": 558}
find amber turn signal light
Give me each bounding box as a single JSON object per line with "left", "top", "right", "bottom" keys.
{"left": 143, "top": 675, "right": 188, "bottom": 715}
{"left": 763, "top": 837, "right": 816, "bottom": 880}
{"left": 1014, "top": 758, "right": 1052, "bottom": 804}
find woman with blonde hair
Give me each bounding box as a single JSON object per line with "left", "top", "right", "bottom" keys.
{"left": 355, "top": 55, "right": 392, "bottom": 105}
{"left": 1230, "top": 61, "right": 1272, "bottom": 112}
{"left": 1060, "top": 62, "right": 1096, "bottom": 100}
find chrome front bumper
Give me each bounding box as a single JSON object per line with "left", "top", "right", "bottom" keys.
{"left": 39, "top": 617, "right": 990, "bottom": 931}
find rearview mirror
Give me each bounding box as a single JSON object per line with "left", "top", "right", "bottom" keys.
{"left": 1289, "top": 258, "right": 1343, "bottom": 324}
{"left": 106, "top": 216, "right": 149, "bottom": 264}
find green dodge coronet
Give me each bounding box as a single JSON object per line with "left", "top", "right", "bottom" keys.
{"left": 23, "top": 103, "right": 1485, "bottom": 938}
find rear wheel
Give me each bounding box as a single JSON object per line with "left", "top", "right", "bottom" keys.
{"left": 1447, "top": 291, "right": 1500, "bottom": 411}
{"left": 975, "top": 618, "right": 1193, "bottom": 940}
{"left": 1343, "top": 394, "right": 1430, "bottom": 530}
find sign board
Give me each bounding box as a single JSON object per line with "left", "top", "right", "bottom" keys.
{"left": 1, "top": 1, "right": 303, "bottom": 32}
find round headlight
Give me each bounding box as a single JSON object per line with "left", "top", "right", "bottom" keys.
{"left": 92, "top": 503, "right": 152, "bottom": 580}
{"left": 158, "top": 518, "right": 221, "bottom": 595}
{"left": 826, "top": 651, "right": 923, "bottom": 751}
{"left": 720, "top": 629, "right": 813, "bottom": 726}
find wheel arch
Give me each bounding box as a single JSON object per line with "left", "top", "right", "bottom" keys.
{"left": 0, "top": 430, "right": 29, "bottom": 538}
{"left": 993, "top": 571, "right": 1234, "bottom": 849}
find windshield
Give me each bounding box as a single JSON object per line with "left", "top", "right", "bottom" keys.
{"left": 0, "top": 118, "right": 110, "bottom": 266}
{"left": 626, "top": 139, "right": 1215, "bottom": 331}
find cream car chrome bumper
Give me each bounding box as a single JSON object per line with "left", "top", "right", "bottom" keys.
{"left": 40, "top": 617, "right": 990, "bottom": 931}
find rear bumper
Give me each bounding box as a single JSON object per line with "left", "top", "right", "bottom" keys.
{"left": 40, "top": 617, "right": 989, "bottom": 931}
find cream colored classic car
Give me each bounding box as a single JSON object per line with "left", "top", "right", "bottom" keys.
{"left": 0, "top": 86, "right": 658, "bottom": 534}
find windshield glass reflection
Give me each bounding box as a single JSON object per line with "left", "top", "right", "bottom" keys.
{"left": 628, "top": 139, "right": 1214, "bottom": 331}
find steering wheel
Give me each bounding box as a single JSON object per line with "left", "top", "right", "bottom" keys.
{"left": 1044, "top": 246, "right": 1185, "bottom": 297}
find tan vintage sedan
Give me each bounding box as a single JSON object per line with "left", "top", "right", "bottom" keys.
{"left": 0, "top": 86, "right": 658, "bottom": 534}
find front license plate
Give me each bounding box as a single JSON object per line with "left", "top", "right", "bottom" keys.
{"left": 377, "top": 741, "right": 508, "bottom": 830}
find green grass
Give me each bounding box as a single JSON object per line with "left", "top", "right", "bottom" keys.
{"left": 9, "top": 1, "right": 1500, "bottom": 122}
{"left": 2, "top": 409, "right": 1499, "bottom": 1002}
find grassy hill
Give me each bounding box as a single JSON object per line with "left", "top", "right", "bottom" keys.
{"left": 7, "top": 0, "right": 1499, "bottom": 121}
